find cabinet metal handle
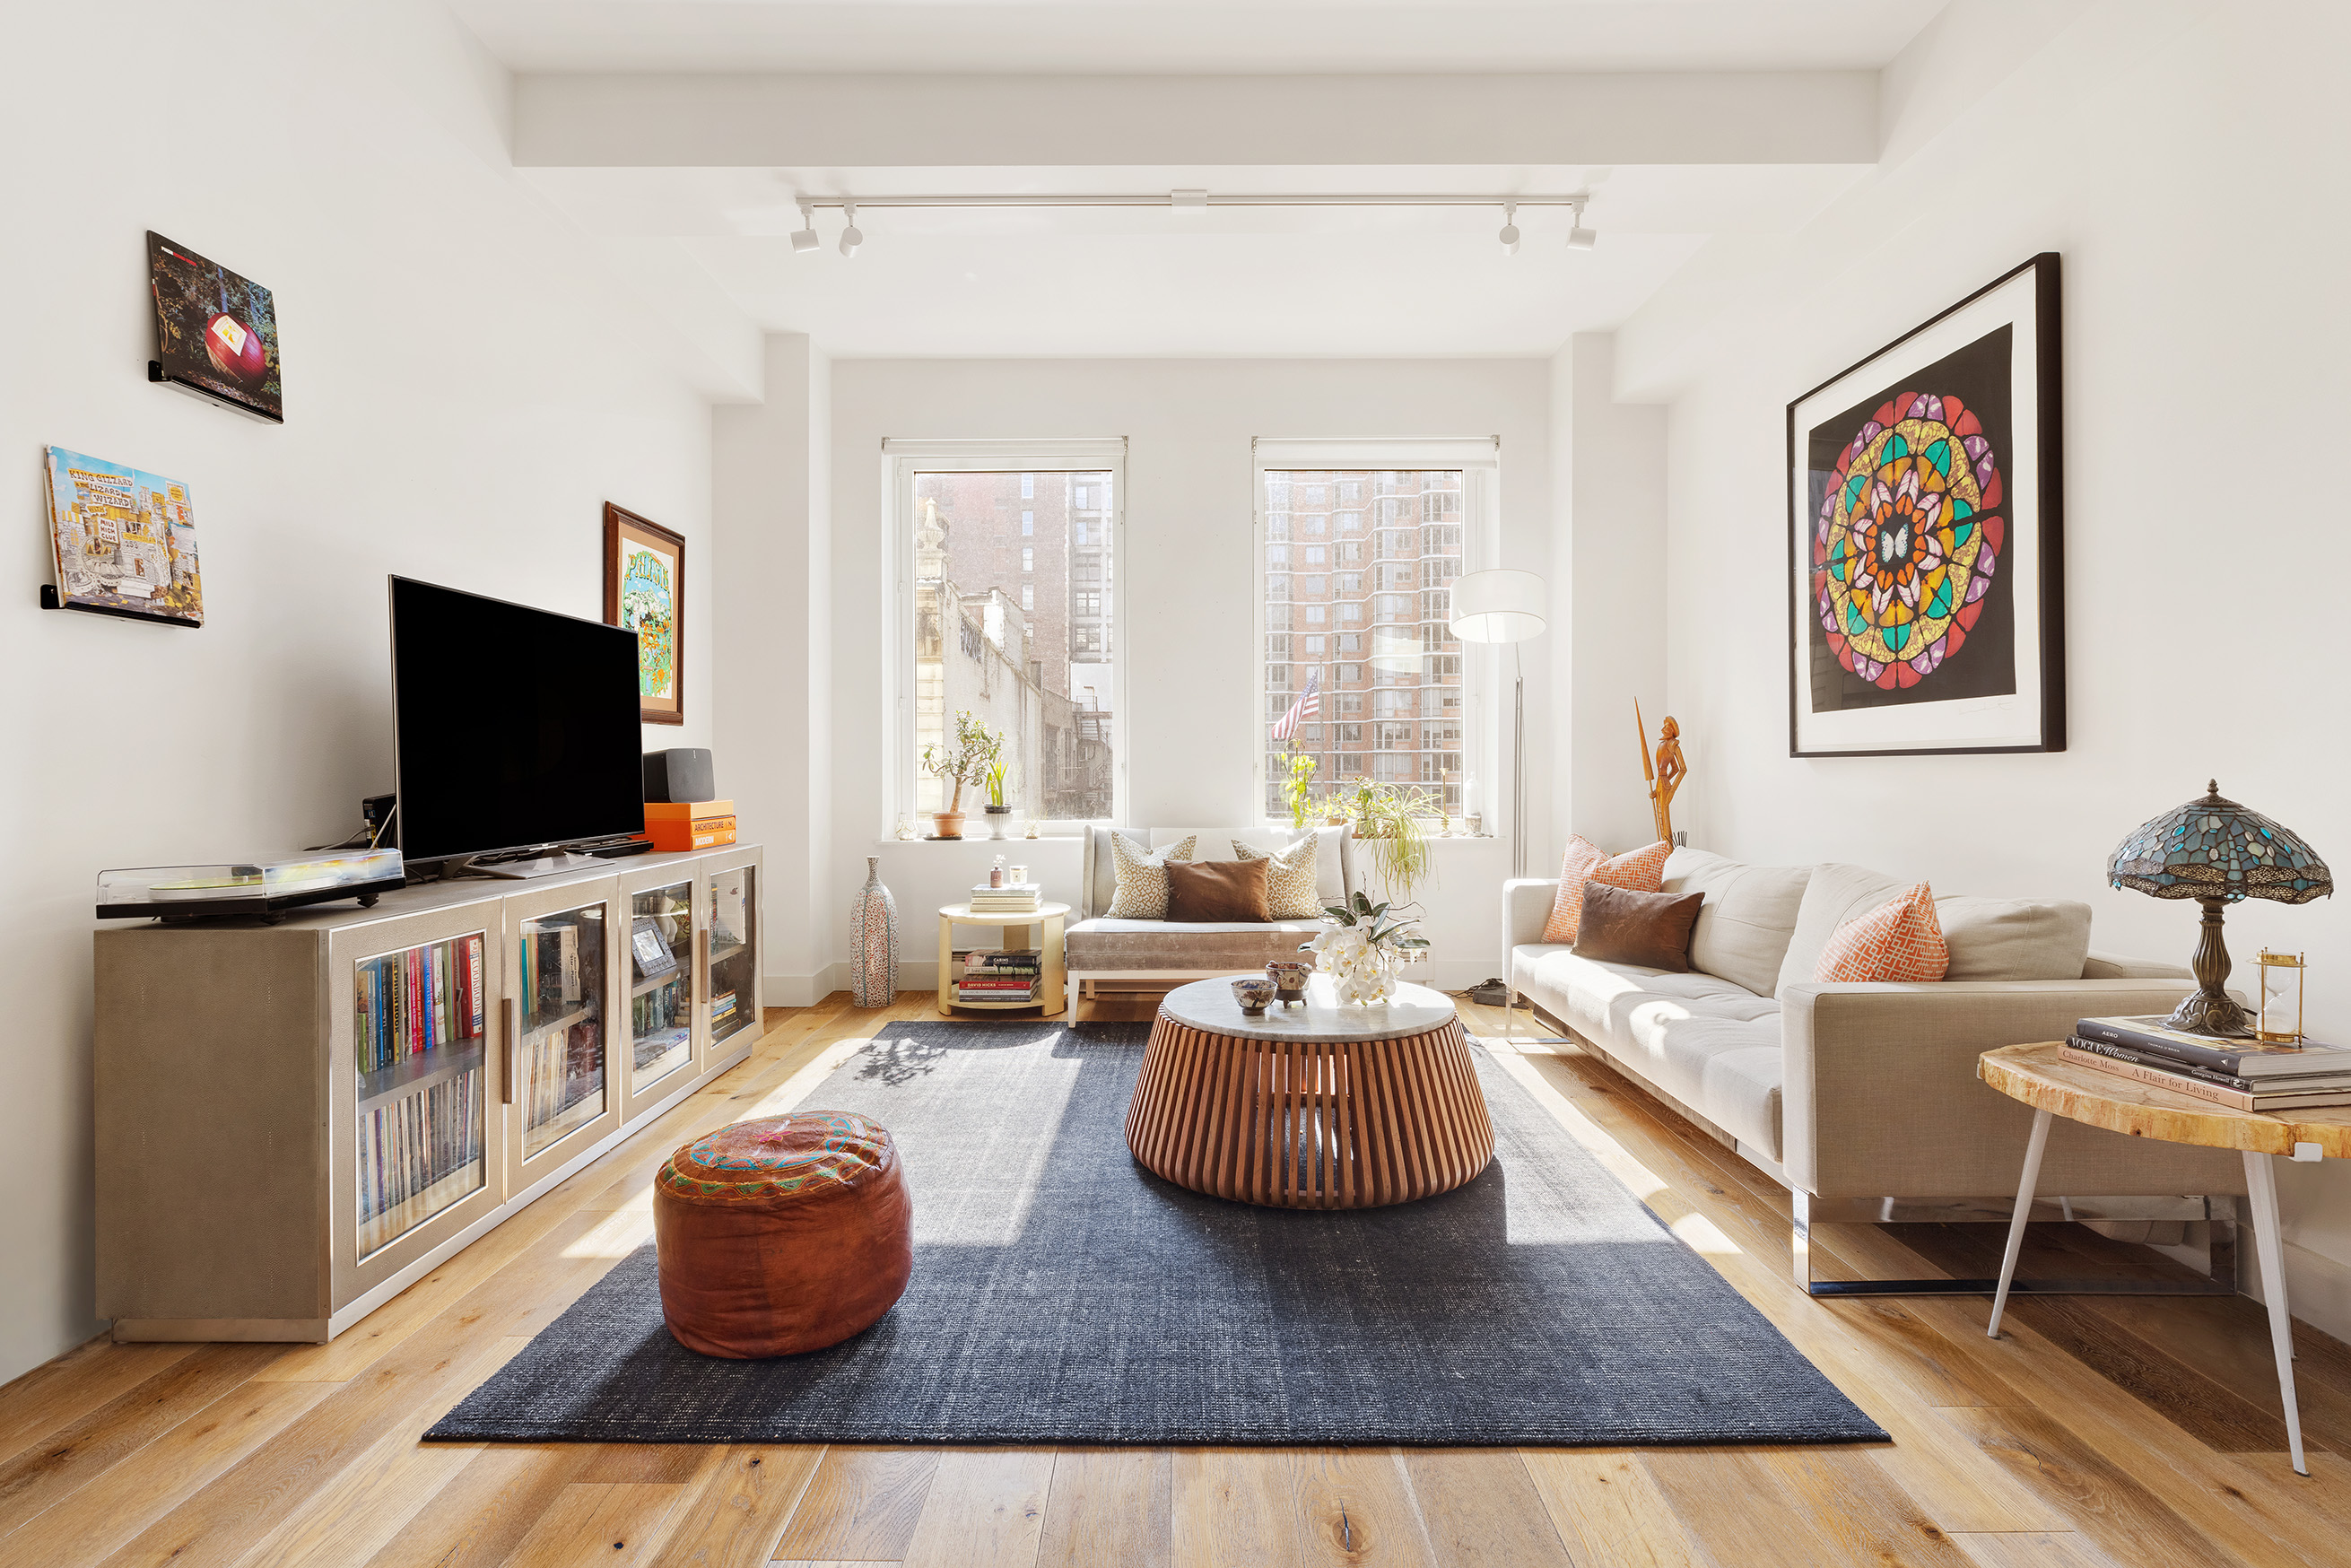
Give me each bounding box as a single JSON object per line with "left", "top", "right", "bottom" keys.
{"left": 501, "top": 997, "right": 518, "bottom": 1104}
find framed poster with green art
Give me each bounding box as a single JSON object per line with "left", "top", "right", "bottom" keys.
{"left": 604, "top": 503, "right": 684, "bottom": 725}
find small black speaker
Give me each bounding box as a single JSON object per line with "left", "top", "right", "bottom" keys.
{"left": 643, "top": 748, "right": 716, "bottom": 803}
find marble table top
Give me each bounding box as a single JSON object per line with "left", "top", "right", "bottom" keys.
{"left": 1159, "top": 972, "right": 1458, "bottom": 1043}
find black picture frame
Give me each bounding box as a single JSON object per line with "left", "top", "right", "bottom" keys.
{"left": 1785, "top": 253, "right": 2064, "bottom": 758}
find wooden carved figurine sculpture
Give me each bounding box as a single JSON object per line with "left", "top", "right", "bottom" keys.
{"left": 1636, "top": 701, "right": 1686, "bottom": 846}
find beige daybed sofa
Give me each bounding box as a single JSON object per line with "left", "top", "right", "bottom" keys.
{"left": 1505, "top": 848, "right": 2248, "bottom": 1294}
{"left": 1065, "top": 825, "right": 1358, "bottom": 993}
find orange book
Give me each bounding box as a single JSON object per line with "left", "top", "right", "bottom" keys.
{"left": 635, "top": 800, "right": 736, "bottom": 851}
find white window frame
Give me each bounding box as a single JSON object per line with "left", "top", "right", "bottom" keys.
{"left": 1250, "top": 437, "right": 1500, "bottom": 831}
{"left": 884, "top": 436, "right": 1128, "bottom": 836}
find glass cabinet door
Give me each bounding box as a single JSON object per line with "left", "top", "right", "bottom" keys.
{"left": 630, "top": 879, "right": 696, "bottom": 1093}
{"left": 707, "top": 864, "right": 757, "bottom": 1049}
{"left": 353, "top": 928, "right": 491, "bottom": 1259}
{"left": 515, "top": 900, "right": 609, "bottom": 1160}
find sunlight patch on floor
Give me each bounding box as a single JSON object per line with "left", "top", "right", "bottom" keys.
{"left": 562, "top": 1208, "right": 655, "bottom": 1259}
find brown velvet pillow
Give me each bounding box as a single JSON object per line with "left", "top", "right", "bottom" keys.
{"left": 1164, "top": 858, "right": 1272, "bottom": 922}
{"left": 1573, "top": 882, "right": 1703, "bottom": 971}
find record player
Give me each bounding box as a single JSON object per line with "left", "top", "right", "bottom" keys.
{"left": 97, "top": 849, "right": 405, "bottom": 921}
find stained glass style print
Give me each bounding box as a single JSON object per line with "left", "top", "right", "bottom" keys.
{"left": 1815, "top": 391, "right": 2002, "bottom": 691}
{"left": 1786, "top": 254, "right": 2063, "bottom": 756}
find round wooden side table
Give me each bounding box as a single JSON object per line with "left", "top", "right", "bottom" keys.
{"left": 936, "top": 902, "right": 1068, "bottom": 1017}
{"left": 1124, "top": 975, "right": 1494, "bottom": 1209}
{"left": 1980, "top": 1041, "right": 2351, "bottom": 1476}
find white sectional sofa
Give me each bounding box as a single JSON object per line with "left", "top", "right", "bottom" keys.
{"left": 1066, "top": 825, "right": 1359, "bottom": 993}
{"left": 1505, "top": 848, "right": 2249, "bottom": 1296}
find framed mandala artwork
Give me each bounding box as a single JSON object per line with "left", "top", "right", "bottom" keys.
{"left": 1788, "top": 253, "right": 2064, "bottom": 757}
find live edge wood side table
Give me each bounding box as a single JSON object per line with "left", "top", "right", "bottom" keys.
{"left": 1981, "top": 1041, "right": 2351, "bottom": 1476}
{"left": 1126, "top": 975, "right": 1494, "bottom": 1210}
{"left": 936, "top": 902, "right": 1068, "bottom": 1018}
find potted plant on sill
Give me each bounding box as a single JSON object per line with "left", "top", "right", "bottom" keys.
{"left": 920, "top": 710, "right": 1002, "bottom": 840}
{"left": 1342, "top": 778, "right": 1440, "bottom": 907}
{"left": 1282, "top": 753, "right": 1320, "bottom": 831}
{"left": 982, "top": 755, "right": 1015, "bottom": 840}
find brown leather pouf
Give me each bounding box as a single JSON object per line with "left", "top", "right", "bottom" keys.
{"left": 651, "top": 1111, "right": 913, "bottom": 1358}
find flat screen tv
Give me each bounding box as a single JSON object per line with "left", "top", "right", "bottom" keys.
{"left": 389, "top": 576, "right": 643, "bottom": 867}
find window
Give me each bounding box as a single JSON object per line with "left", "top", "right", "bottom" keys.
{"left": 899, "top": 446, "right": 1121, "bottom": 825}
{"left": 1257, "top": 448, "right": 1493, "bottom": 821}
{"left": 1074, "top": 521, "right": 1091, "bottom": 545}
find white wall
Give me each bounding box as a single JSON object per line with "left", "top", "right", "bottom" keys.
{"left": 1626, "top": 0, "right": 2351, "bottom": 1330}
{"left": 814, "top": 359, "right": 1553, "bottom": 993}
{"left": 0, "top": 0, "right": 718, "bottom": 1382}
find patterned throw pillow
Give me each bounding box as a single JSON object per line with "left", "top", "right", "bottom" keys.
{"left": 1814, "top": 882, "right": 1950, "bottom": 982}
{"left": 1104, "top": 833, "right": 1197, "bottom": 919}
{"left": 1539, "top": 835, "right": 1673, "bottom": 945}
{"left": 1233, "top": 837, "right": 1324, "bottom": 919}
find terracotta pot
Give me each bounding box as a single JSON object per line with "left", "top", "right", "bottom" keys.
{"left": 933, "top": 812, "right": 966, "bottom": 839}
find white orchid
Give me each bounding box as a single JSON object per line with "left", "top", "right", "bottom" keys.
{"left": 1308, "top": 892, "right": 1419, "bottom": 1006}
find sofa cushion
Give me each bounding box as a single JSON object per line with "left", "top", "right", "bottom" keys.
{"left": 1166, "top": 859, "right": 1270, "bottom": 922}
{"left": 1104, "top": 832, "right": 1197, "bottom": 919}
{"left": 1815, "top": 882, "right": 1949, "bottom": 983}
{"left": 1232, "top": 836, "right": 1324, "bottom": 919}
{"left": 1776, "top": 862, "right": 2094, "bottom": 993}
{"left": 1574, "top": 884, "right": 1702, "bottom": 972}
{"left": 1141, "top": 826, "right": 1352, "bottom": 907}
{"left": 1066, "top": 919, "right": 1324, "bottom": 972}
{"left": 1540, "top": 836, "right": 1672, "bottom": 944}
{"left": 1660, "top": 849, "right": 1810, "bottom": 997}
{"left": 1509, "top": 945, "right": 1783, "bottom": 1158}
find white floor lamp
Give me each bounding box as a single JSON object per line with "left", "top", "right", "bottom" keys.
{"left": 1447, "top": 568, "right": 1547, "bottom": 879}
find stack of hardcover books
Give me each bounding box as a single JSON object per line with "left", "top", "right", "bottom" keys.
{"left": 2067, "top": 1015, "right": 2351, "bottom": 1111}
{"left": 959, "top": 949, "right": 1041, "bottom": 1004}
{"left": 969, "top": 880, "right": 1043, "bottom": 914}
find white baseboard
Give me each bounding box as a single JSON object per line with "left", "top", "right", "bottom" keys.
{"left": 765, "top": 963, "right": 849, "bottom": 1007}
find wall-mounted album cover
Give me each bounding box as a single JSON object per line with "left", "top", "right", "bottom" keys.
{"left": 44, "top": 446, "right": 203, "bottom": 626}
{"left": 148, "top": 231, "right": 282, "bottom": 422}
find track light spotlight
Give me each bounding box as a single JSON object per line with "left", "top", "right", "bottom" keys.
{"left": 839, "top": 204, "right": 863, "bottom": 257}
{"left": 789, "top": 202, "right": 820, "bottom": 254}
{"left": 1565, "top": 204, "right": 1596, "bottom": 250}
{"left": 1498, "top": 203, "right": 1519, "bottom": 256}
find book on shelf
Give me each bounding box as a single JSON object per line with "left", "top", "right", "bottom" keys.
{"left": 2075, "top": 1015, "right": 2347, "bottom": 1078}
{"left": 710, "top": 990, "right": 738, "bottom": 1023}
{"left": 971, "top": 881, "right": 1043, "bottom": 895}
{"left": 2064, "top": 1037, "right": 2351, "bottom": 1111}
{"left": 958, "top": 978, "right": 1038, "bottom": 990}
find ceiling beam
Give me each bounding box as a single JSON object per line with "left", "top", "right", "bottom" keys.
{"left": 511, "top": 71, "right": 1879, "bottom": 170}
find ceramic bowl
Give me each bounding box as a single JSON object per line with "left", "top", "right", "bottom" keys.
{"left": 1266, "top": 961, "right": 1313, "bottom": 1004}
{"left": 1230, "top": 977, "right": 1276, "bottom": 1016}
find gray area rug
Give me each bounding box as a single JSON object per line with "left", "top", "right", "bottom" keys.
{"left": 427, "top": 1023, "right": 1885, "bottom": 1446}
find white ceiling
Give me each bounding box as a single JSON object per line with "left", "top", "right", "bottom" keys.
{"left": 457, "top": 0, "right": 1948, "bottom": 75}
{"left": 527, "top": 162, "right": 1868, "bottom": 356}
{"left": 475, "top": 4, "right": 1948, "bottom": 362}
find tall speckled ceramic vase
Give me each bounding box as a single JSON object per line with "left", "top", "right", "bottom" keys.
{"left": 851, "top": 855, "right": 899, "bottom": 1007}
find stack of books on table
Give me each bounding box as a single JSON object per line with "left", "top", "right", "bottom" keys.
{"left": 968, "top": 881, "right": 1043, "bottom": 914}
{"left": 959, "top": 949, "right": 1041, "bottom": 1004}
{"left": 2066, "top": 1015, "right": 2351, "bottom": 1111}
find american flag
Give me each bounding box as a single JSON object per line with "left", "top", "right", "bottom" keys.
{"left": 1272, "top": 669, "right": 1321, "bottom": 741}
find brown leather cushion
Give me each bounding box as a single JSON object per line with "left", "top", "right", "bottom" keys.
{"left": 1574, "top": 882, "right": 1704, "bottom": 972}
{"left": 1164, "top": 858, "right": 1271, "bottom": 922}
{"left": 652, "top": 1111, "right": 912, "bottom": 1358}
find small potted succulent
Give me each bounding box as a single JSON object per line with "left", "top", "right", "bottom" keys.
{"left": 920, "top": 710, "right": 1002, "bottom": 840}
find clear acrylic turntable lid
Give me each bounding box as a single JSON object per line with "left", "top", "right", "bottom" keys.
{"left": 98, "top": 849, "right": 405, "bottom": 909}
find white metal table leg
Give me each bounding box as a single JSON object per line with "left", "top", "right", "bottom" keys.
{"left": 2243, "top": 1150, "right": 2309, "bottom": 1476}
{"left": 1987, "top": 1109, "right": 2052, "bottom": 1338}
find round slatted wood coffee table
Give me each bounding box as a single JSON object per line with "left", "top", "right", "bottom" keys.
{"left": 1125, "top": 975, "right": 1494, "bottom": 1209}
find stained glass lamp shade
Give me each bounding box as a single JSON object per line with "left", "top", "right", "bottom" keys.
{"left": 2107, "top": 781, "right": 2332, "bottom": 1036}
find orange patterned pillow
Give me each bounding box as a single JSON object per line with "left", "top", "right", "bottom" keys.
{"left": 1540, "top": 836, "right": 1673, "bottom": 945}
{"left": 1814, "top": 882, "right": 1950, "bottom": 982}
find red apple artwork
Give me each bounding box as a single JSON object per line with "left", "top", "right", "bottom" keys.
{"left": 205, "top": 311, "right": 266, "bottom": 383}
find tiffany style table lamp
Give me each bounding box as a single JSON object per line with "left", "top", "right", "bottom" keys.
{"left": 2107, "top": 781, "right": 2332, "bottom": 1036}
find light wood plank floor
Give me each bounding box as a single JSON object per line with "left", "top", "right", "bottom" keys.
{"left": 6, "top": 991, "right": 2348, "bottom": 1567}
